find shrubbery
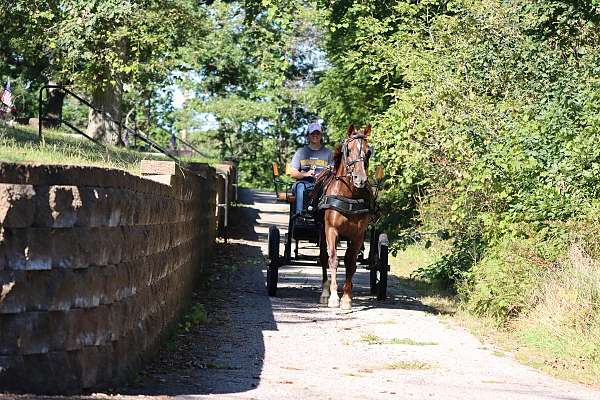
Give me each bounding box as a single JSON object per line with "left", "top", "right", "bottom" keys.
{"left": 317, "top": 0, "right": 600, "bottom": 326}
{"left": 459, "top": 234, "right": 565, "bottom": 324}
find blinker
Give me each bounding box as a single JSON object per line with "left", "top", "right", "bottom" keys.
{"left": 375, "top": 165, "right": 384, "bottom": 181}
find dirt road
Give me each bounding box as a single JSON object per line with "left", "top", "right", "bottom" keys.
{"left": 110, "top": 189, "right": 600, "bottom": 400}
{"left": 7, "top": 189, "right": 597, "bottom": 400}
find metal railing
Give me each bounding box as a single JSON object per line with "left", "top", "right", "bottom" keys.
{"left": 216, "top": 171, "right": 229, "bottom": 243}
{"left": 38, "top": 84, "right": 181, "bottom": 163}
{"left": 37, "top": 84, "right": 235, "bottom": 242}
{"left": 163, "top": 127, "right": 212, "bottom": 159}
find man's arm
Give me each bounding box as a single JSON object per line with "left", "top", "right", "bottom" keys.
{"left": 289, "top": 147, "right": 315, "bottom": 180}
{"left": 288, "top": 166, "right": 314, "bottom": 180}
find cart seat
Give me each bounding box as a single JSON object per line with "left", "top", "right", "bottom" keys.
{"left": 277, "top": 192, "right": 295, "bottom": 203}
{"left": 273, "top": 161, "right": 295, "bottom": 203}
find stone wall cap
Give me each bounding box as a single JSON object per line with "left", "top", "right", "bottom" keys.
{"left": 140, "top": 160, "right": 184, "bottom": 177}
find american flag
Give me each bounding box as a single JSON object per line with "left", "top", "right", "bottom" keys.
{"left": 0, "top": 81, "right": 13, "bottom": 112}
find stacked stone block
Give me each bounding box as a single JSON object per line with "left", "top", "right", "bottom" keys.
{"left": 0, "top": 161, "right": 222, "bottom": 394}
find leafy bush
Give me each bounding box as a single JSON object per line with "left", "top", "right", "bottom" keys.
{"left": 414, "top": 236, "right": 485, "bottom": 290}
{"left": 316, "top": 1, "right": 600, "bottom": 305}
{"left": 458, "top": 236, "right": 558, "bottom": 324}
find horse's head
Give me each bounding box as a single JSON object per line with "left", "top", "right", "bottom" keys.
{"left": 343, "top": 124, "right": 372, "bottom": 189}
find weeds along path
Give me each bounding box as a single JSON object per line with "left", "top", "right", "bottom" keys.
{"left": 8, "top": 189, "right": 597, "bottom": 400}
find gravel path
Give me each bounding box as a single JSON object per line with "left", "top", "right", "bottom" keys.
{"left": 5, "top": 189, "right": 599, "bottom": 400}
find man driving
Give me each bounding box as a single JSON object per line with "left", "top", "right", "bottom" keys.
{"left": 288, "top": 122, "right": 333, "bottom": 216}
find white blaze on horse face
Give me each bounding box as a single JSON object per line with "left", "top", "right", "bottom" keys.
{"left": 350, "top": 138, "right": 368, "bottom": 189}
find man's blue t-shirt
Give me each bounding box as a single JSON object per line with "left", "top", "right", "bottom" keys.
{"left": 291, "top": 145, "right": 334, "bottom": 174}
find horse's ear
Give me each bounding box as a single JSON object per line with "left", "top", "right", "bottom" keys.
{"left": 364, "top": 124, "right": 372, "bottom": 137}
{"left": 347, "top": 124, "right": 355, "bottom": 136}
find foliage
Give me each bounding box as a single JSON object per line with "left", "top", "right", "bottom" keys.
{"left": 47, "top": 0, "right": 205, "bottom": 92}
{"left": 0, "top": 0, "right": 58, "bottom": 116}
{"left": 178, "top": 303, "right": 208, "bottom": 332}
{"left": 1, "top": 0, "right": 207, "bottom": 145}
{"left": 415, "top": 236, "right": 485, "bottom": 290}
{"left": 515, "top": 242, "right": 600, "bottom": 369}
{"left": 179, "top": 0, "right": 326, "bottom": 188}
{"left": 5, "top": 0, "right": 600, "bottom": 331}
{"left": 458, "top": 234, "right": 565, "bottom": 324}
{"left": 316, "top": 0, "right": 600, "bottom": 293}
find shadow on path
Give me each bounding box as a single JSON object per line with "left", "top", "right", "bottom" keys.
{"left": 116, "top": 210, "right": 276, "bottom": 396}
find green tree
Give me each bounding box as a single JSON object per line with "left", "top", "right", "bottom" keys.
{"left": 179, "top": 0, "right": 325, "bottom": 187}
{"left": 53, "top": 0, "right": 206, "bottom": 144}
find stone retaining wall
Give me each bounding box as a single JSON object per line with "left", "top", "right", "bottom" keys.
{"left": 0, "top": 161, "right": 226, "bottom": 394}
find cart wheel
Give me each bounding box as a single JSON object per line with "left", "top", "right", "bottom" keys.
{"left": 267, "top": 225, "right": 280, "bottom": 296}
{"left": 377, "top": 233, "right": 389, "bottom": 301}
{"left": 370, "top": 267, "right": 377, "bottom": 295}
{"left": 284, "top": 231, "right": 292, "bottom": 262}
{"left": 369, "top": 229, "right": 378, "bottom": 295}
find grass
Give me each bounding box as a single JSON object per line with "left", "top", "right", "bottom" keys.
{"left": 390, "top": 239, "right": 600, "bottom": 385}
{"left": 390, "top": 240, "right": 458, "bottom": 314}
{"left": 442, "top": 245, "right": 600, "bottom": 387}
{"left": 509, "top": 244, "right": 600, "bottom": 384}
{"left": 177, "top": 303, "right": 209, "bottom": 333}
{"left": 360, "top": 333, "right": 385, "bottom": 345}
{"left": 0, "top": 124, "right": 215, "bottom": 174}
{"left": 383, "top": 361, "right": 436, "bottom": 370}
{"left": 360, "top": 333, "right": 438, "bottom": 346}
{"left": 453, "top": 310, "right": 600, "bottom": 385}
{"left": 388, "top": 338, "right": 438, "bottom": 346}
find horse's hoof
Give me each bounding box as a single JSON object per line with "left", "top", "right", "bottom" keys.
{"left": 319, "top": 295, "right": 329, "bottom": 305}
{"left": 328, "top": 297, "right": 340, "bottom": 308}
{"left": 341, "top": 300, "right": 352, "bottom": 310}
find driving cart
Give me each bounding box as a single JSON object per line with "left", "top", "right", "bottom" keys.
{"left": 267, "top": 161, "right": 389, "bottom": 302}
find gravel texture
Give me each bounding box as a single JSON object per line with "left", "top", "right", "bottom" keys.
{"left": 3, "top": 189, "right": 599, "bottom": 400}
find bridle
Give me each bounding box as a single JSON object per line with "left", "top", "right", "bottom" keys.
{"left": 317, "top": 129, "right": 378, "bottom": 218}
{"left": 340, "top": 133, "right": 369, "bottom": 178}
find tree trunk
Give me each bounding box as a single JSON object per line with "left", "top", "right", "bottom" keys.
{"left": 87, "top": 79, "right": 124, "bottom": 146}
{"left": 45, "top": 81, "right": 65, "bottom": 128}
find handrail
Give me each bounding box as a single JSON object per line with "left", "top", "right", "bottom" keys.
{"left": 216, "top": 171, "right": 229, "bottom": 243}
{"left": 174, "top": 134, "right": 211, "bottom": 158}
{"left": 153, "top": 124, "right": 211, "bottom": 159}
{"left": 38, "top": 84, "right": 181, "bottom": 164}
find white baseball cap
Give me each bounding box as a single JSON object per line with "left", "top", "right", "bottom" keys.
{"left": 308, "top": 122, "right": 322, "bottom": 134}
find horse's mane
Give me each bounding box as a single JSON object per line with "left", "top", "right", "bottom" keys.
{"left": 333, "top": 143, "right": 343, "bottom": 170}
{"left": 312, "top": 144, "right": 342, "bottom": 205}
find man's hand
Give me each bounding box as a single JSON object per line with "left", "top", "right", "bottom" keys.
{"left": 288, "top": 166, "right": 316, "bottom": 180}
{"left": 302, "top": 169, "right": 316, "bottom": 178}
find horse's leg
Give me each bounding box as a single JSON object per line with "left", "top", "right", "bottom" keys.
{"left": 340, "top": 239, "right": 362, "bottom": 310}
{"left": 319, "top": 227, "right": 330, "bottom": 304}
{"left": 326, "top": 228, "right": 340, "bottom": 308}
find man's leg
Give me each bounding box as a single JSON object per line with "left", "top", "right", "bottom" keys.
{"left": 294, "top": 181, "right": 306, "bottom": 215}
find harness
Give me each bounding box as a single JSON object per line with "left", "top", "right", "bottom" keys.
{"left": 319, "top": 194, "right": 373, "bottom": 215}
{"left": 315, "top": 133, "right": 378, "bottom": 217}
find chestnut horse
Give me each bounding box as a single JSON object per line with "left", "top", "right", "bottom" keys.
{"left": 316, "top": 124, "right": 373, "bottom": 310}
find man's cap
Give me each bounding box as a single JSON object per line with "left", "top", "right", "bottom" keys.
{"left": 308, "top": 122, "right": 322, "bottom": 134}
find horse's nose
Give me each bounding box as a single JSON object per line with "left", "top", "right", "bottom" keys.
{"left": 352, "top": 173, "right": 367, "bottom": 188}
